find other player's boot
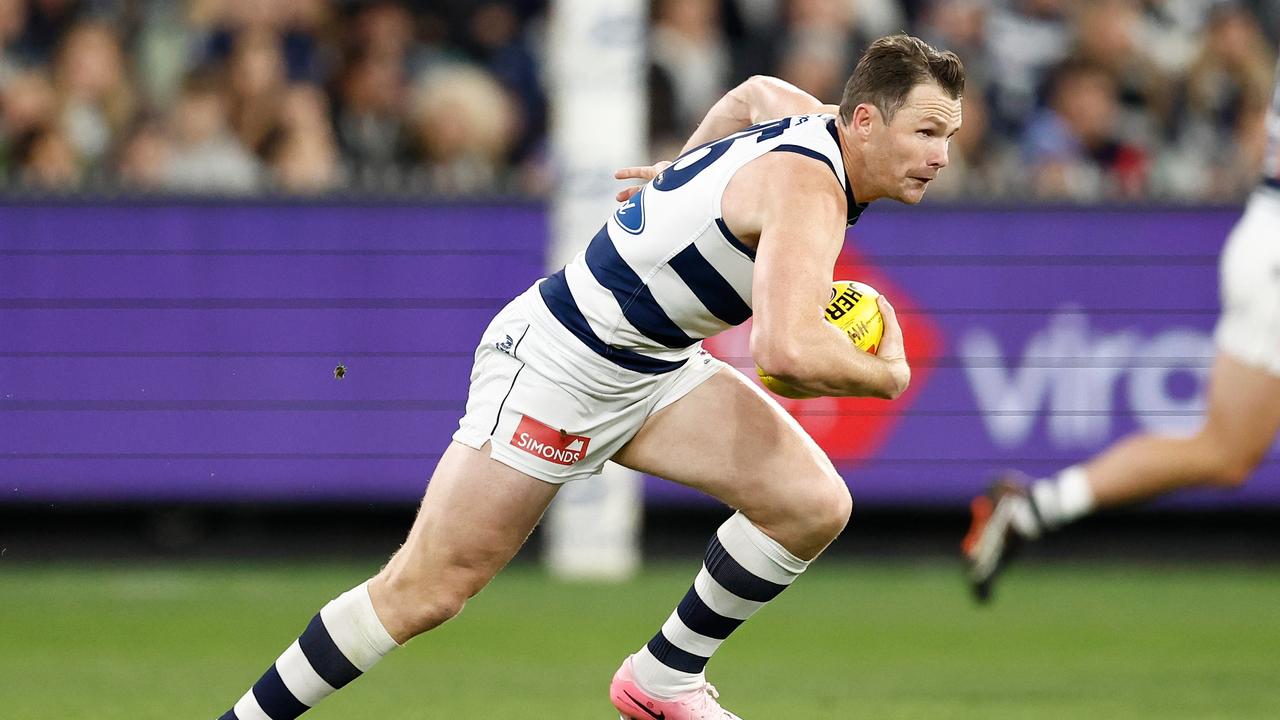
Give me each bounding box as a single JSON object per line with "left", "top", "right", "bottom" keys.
{"left": 609, "top": 655, "right": 743, "bottom": 720}
{"left": 962, "top": 472, "right": 1043, "bottom": 604}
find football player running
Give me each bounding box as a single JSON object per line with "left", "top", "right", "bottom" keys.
{"left": 216, "top": 34, "right": 961, "bottom": 720}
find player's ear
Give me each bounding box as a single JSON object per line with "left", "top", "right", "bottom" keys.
{"left": 851, "top": 103, "right": 878, "bottom": 138}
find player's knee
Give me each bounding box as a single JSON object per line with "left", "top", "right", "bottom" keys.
{"left": 1197, "top": 430, "right": 1262, "bottom": 489}
{"left": 373, "top": 567, "right": 472, "bottom": 637}
{"left": 394, "top": 585, "right": 470, "bottom": 637}
{"left": 1206, "top": 454, "right": 1258, "bottom": 489}
{"left": 823, "top": 479, "right": 854, "bottom": 539}
{"left": 797, "top": 472, "right": 852, "bottom": 545}
{"left": 407, "top": 594, "right": 469, "bottom": 637}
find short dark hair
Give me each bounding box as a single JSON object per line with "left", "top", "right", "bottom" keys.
{"left": 838, "top": 34, "right": 965, "bottom": 124}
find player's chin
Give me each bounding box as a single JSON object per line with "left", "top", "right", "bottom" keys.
{"left": 897, "top": 181, "right": 929, "bottom": 204}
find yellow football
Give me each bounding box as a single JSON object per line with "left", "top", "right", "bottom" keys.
{"left": 757, "top": 280, "right": 884, "bottom": 399}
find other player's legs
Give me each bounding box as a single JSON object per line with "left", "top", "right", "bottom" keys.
{"left": 608, "top": 368, "right": 851, "bottom": 719}
{"left": 217, "top": 441, "right": 559, "bottom": 719}
{"left": 964, "top": 352, "right": 1280, "bottom": 602}
{"left": 1071, "top": 353, "right": 1280, "bottom": 507}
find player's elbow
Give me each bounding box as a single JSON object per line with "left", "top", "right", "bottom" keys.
{"left": 882, "top": 370, "right": 910, "bottom": 400}
{"left": 752, "top": 337, "right": 807, "bottom": 383}
{"left": 865, "top": 386, "right": 895, "bottom": 401}
{"left": 738, "top": 75, "right": 803, "bottom": 123}
{"left": 734, "top": 76, "right": 772, "bottom": 119}
{"left": 741, "top": 75, "right": 777, "bottom": 93}
{"left": 860, "top": 380, "right": 900, "bottom": 401}
{"left": 753, "top": 321, "right": 829, "bottom": 383}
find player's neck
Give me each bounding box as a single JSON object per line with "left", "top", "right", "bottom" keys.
{"left": 834, "top": 120, "right": 884, "bottom": 204}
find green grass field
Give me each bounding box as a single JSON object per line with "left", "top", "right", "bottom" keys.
{"left": 2, "top": 559, "right": 1278, "bottom": 719}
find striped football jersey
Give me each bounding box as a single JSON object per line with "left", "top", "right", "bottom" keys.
{"left": 538, "top": 114, "right": 865, "bottom": 374}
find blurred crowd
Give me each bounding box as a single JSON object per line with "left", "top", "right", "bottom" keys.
{"left": 0, "top": 0, "right": 1277, "bottom": 202}
{"left": 0, "top": 0, "right": 547, "bottom": 196}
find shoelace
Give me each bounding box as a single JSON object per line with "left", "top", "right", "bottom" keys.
{"left": 696, "top": 683, "right": 742, "bottom": 719}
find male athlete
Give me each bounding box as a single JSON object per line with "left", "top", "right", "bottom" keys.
{"left": 217, "top": 34, "right": 963, "bottom": 720}
{"left": 963, "top": 60, "right": 1280, "bottom": 604}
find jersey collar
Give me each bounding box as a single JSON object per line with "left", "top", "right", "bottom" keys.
{"left": 826, "top": 119, "right": 870, "bottom": 226}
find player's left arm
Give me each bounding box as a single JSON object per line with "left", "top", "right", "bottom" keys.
{"left": 614, "top": 76, "right": 837, "bottom": 201}
{"left": 679, "top": 75, "right": 835, "bottom": 154}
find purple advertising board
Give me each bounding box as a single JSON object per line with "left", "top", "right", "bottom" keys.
{"left": 1, "top": 202, "right": 1266, "bottom": 507}
{"left": 694, "top": 205, "right": 1249, "bottom": 509}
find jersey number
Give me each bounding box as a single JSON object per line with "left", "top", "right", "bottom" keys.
{"left": 652, "top": 118, "right": 793, "bottom": 192}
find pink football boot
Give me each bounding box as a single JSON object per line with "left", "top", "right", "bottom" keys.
{"left": 609, "top": 655, "right": 743, "bottom": 720}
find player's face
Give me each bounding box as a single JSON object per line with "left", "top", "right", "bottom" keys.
{"left": 867, "top": 83, "right": 962, "bottom": 204}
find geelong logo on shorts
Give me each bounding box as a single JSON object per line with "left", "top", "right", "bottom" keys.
{"left": 512, "top": 415, "right": 591, "bottom": 465}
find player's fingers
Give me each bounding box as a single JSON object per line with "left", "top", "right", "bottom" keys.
{"left": 876, "top": 296, "right": 907, "bottom": 357}
{"left": 614, "top": 166, "right": 648, "bottom": 180}
{"left": 877, "top": 296, "right": 899, "bottom": 328}
{"left": 615, "top": 186, "right": 643, "bottom": 202}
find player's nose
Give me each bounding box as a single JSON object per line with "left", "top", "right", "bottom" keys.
{"left": 929, "top": 139, "right": 949, "bottom": 169}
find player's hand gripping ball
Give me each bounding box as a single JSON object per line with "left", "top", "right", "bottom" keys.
{"left": 758, "top": 280, "right": 884, "bottom": 399}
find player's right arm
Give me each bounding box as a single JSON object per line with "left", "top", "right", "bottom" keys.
{"left": 733, "top": 153, "right": 910, "bottom": 399}
{"left": 678, "top": 76, "right": 836, "bottom": 154}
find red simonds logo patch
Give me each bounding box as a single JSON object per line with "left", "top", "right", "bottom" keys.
{"left": 511, "top": 415, "right": 591, "bottom": 466}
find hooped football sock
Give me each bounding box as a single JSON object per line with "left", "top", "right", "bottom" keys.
{"left": 630, "top": 512, "right": 809, "bottom": 698}
{"left": 219, "top": 581, "right": 399, "bottom": 720}
{"left": 1031, "top": 466, "right": 1095, "bottom": 530}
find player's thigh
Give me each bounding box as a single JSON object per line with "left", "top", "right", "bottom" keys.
{"left": 1210, "top": 195, "right": 1280, "bottom": 464}
{"left": 612, "top": 367, "right": 846, "bottom": 527}
{"left": 381, "top": 440, "right": 559, "bottom": 592}
{"left": 1202, "top": 353, "right": 1280, "bottom": 467}
{"left": 1215, "top": 193, "right": 1280, "bottom": 377}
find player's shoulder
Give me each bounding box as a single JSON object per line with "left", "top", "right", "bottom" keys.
{"left": 775, "top": 112, "right": 840, "bottom": 142}
{"left": 752, "top": 116, "right": 845, "bottom": 187}
{"left": 746, "top": 146, "right": 841, "bottom": 187}
{"left": 723, "top": 113, "right": 849, "bottom": 228}
{"left": 728, "top": 143, "right": 847, "bottom": 225}
{"left": 767, "top": 113, "right": 846, "bottom": 176}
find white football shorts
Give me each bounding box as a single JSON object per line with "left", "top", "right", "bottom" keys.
{"left": 453, "top": 285, "right": 727, "bottom": 483}
{"left": 1215, "top": 189, "right": 1280, "bottom": 376}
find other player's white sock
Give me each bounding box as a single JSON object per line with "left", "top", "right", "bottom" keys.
{"left": 219, "top": 580, "right": 400, "bottom": 720}
{"left": 630, "top": 512, "right": 809, "bottom": 698}
{"left": 1031, "top": 466, "right": 1095, "bottom": 530}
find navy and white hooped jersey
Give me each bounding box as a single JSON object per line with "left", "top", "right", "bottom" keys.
{"left": 1263, "top": 59, "right": 1280, "bottom": 193}
{"left": 538, "top": 114, "right": 865, "bottom": 374}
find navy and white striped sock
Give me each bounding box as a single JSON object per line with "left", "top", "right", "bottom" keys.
{"left": 218, "top": 581, "right": 399, "bottom": 720}
{"left": 631, "top": 512, "right": 809, "bottom": 697}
